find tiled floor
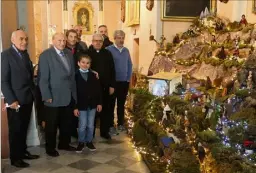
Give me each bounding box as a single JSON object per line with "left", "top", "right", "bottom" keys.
{"left": 2, "top": 130, "right": 150, "bottom": 173}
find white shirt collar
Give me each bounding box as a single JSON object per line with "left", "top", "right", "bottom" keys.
{"left": 12, "top": 45, "right": 20, "bottom": 53}
{"left": 53, "top": 46, "right": 62, "bottom": 55}
{"left": 114, "top": 44, "right": 124, "bottom": 53}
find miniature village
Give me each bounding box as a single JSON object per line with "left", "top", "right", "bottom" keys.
{"left": 126, "top": 9, "right": 256, "bottom": 173}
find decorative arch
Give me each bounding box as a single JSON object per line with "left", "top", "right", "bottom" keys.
{"left": 72, "top": 1, "right": 94, "bottom": 35}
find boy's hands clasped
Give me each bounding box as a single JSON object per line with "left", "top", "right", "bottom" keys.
{"left": 73, "top": 105, "right": 102, "bottom": 117}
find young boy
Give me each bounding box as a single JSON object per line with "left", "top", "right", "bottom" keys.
{"left": 74, "top": 54, "right": 102, "bottom": 153}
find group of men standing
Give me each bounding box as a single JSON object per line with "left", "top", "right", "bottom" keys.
{"left": 1, "top": 25, "right": 132, "bottom": 168}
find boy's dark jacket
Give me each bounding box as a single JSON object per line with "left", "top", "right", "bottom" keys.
{"left": 75, "top": 70, "right": 102, "bottom": 110}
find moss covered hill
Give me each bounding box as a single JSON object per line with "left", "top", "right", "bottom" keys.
{"left": 148, "top": 16, "right": 256, "bottom": 83}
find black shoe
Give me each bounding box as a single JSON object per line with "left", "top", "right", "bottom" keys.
{"left": 24, "top": 151, "right": 40, "bottom": 160}
{"left": 76, "top": 142, "right": 84, "bottom": 153}
{"left": 46, "top": 150, "right": 59, "bottom": 157}
{"left": 86, "top": 142, "right": 96, "bottom": 151}
{"left": 11, "top": 160, "right": 30, "bottom": 168}
{"left": 58, "top": 145, "right": 76, "bottom": 151}
{"left": 100, "top": 134, "right": 112, "bottom": 140}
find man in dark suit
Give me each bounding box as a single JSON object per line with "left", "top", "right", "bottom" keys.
{"left": 1, "top": 30, "right": 39, "bottom": 168}
{"left": 73, "top": 25, "right": 88, "bottom": 51}
{"left": 88, "top": 34, "right": 116, "bottom": 140}
{"left": 38, "top": 33, "right": 77, "bottom": 157}
{"left": 98, "top": 25, "right": 113, "bottom": 48}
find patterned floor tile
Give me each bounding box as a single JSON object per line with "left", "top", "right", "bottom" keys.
{"left": 126, "top": 162, "right": 150, "bottom": 173}
{"left": 102, "top": 148, "right": 129, "bottom": 156}
{"left": 86, "top": 164, "right": 122, "bottom": 173}
{"left": 121, "top": 151, "right": 143, "bottom": 162}
{"left": 68, "top": 159, "right": 100, "bottom": 171}
{"left": 49, "top": 166, "right": 85, "bottom": 173}
{"left": 83, "top": 152, "right": 118, "bottom": 163}
{"left": 50, "top": 152, "right": 84, "bottom": 166}
{"left": 106, "top": 157, "right": 137, "bottom": 168}
{"left": 115, "top": 169, "right": 139, "bottom": 173}
{"left": 27, "top": 160, "right": 63, "bottom": 172}
{"left": 11, "top": 169, "right": 40, "bottom": 173}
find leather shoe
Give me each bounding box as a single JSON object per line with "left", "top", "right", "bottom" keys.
{"left": 11, "top": 160, "right": 30, "bottom": 168}
{"left": 58, "top": 145, "right": 76, "bottom": 151}
{"left": 24, "top": 151, "right": 40, "bottom": 160}
{"left": 46, "top": 150, "right": 59, "bottom": 157}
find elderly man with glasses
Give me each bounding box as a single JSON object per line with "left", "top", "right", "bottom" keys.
{"left": 88, "top": 34, "right": 116, "bottom": 140}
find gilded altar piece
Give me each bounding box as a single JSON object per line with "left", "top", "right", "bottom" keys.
{"left": 72, "top": 1, "right": 94, "bottom": 35}
{"left": 161, "top": 0, "right": 217, "bottom": 21}
{"left": 121, "top": 0, "right": 126, "bottom": 22}
{"left": 253, "top": 0, "right": 256, "bottom": 13}
{"left": 126, "top": 0, "right": 140, "bottom": 26}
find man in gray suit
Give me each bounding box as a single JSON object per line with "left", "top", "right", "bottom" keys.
{"left": 38, "top": 33, "right": 77, "bottom": 157}
{"left": 1, "top": 30, "right": 39, "bottom": 168}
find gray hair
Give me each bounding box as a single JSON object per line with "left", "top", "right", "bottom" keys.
{"left": 92, "top": 33, "right": 104, "bottom": 41}
{"left": 113, "top": 30, "right": 125, "bottom": 38}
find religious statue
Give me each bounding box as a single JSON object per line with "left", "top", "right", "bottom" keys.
{"left": 233, "top": 46, "right": 240, "bottom": 57}
{"left": 234, "top": 35, "right": 240, "bottom": 47}
{"left": 173, "top": 34, "right": 180, "bottom": 45}
{"left": 217, "top": 46, "right": 227, "bottom": 60}
{"left": 247, "top": 71, "right": 253, "bottom": 90}
{"left": 159, "top": 35, "right": 166, "bottom": 50}
{"left": 239, "top": 14, "right": 248, "bottom": 26}
{"left": 215, "top": 19, "right": 224, "bottom": 31}
{"left": 81, "top": 12, "right": 87, "bottom": 26}
{"left": 211, "top": 35, "right": 217, "bottom": 45}
{"left": 224, "top": 33, "right": 232, "bottom": 45}
{"left": 146, "top": 0, "right": 154, "bottom": 11}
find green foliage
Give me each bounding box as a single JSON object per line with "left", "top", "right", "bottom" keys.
{"left": 228, "top": 125, "right": 245, "bottom": 145}
{"left": 198, "top": 129, "right": 219, "bottom": 142}
{"left": 202, "top": 57, "right": 223, "bottom": 66}
{"left": 223, "top": 59, "right": 242, "bottom": 68}
{"left": 235, "top": 89, "right": 250, "bottom": 98}
{"left": 132, "top": 121, "right": 149, "bottom": 145}
{"left": 231, "top": 108, "right": 256, "bottom": 125}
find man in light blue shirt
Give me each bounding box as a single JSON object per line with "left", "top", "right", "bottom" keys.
{"left": 107, "top": 30, "right": 132, "bottom": 133}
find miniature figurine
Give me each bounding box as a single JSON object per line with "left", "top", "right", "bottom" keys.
{"left": 215, "top": 19, "right": 224, "bottom": 31}
{"left": 234, "top": 35, "right": 240, "bottom": 47}
{"left": 239, "top": 14, "right": 248, "bottom": 26}
{"left": 224, "top": 33, "right": 232, "bottom": 45}
{"left": 217, "top": 46, "right": 227, "bottom": 60}
{"left": 173, "top": 33, "right": 180, "bottom": 45}
{"left": 233, "top": 46, "right": 240, "bottom": 57}
{"left": 211, "top": 35, "right": 217, "bottom": 45}
{"left": 247, "top": 71, "right": 253, "bottom": 90}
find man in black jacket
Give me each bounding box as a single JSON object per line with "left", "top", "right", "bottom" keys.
{"left": 98, "top": 25, "right": 113, "bottom": 48}
{"left": 66, "top": 29, "right": 87, "bottom": 70}
{"left": 1, "top": 30, "right": 39, "bottom": 168}
{"left": 88, "top": 34, "right": 116, "bottom": 140}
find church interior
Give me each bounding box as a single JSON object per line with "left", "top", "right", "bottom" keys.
{"left": 1, "top": 0, "right": 256, "bottom": 173}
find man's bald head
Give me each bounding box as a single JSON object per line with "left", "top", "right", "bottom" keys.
{"left": 11, "top": 30, "right": 28, "bottom": 51}
{"left": 52, "top": 33, "right": 66, "bottom": 50}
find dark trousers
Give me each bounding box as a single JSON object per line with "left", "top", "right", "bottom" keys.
{"left": 44, "top": 102, "right": 73, "bottom": 152}
{"left": 7, "top": 102, "right": 33, "bottom": 161}
{"left": 97, "top": 87, "right": 112, "bottom": 136}
{"left": 109, "top": 82, "right": 129, "bottom": 126}
{"left": 34, "top": 86, "right": 45, "bottom": 126}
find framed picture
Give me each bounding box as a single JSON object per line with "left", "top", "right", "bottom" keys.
{"left": 253, "top": 0, "right": 256, "bottom": 13}
{"left": 72, "top": 1, "right": 94, "bottom": 35}
{"left": 161, "top": 0, "right": 217, "bottom": 21}
{"left": 126, "top": 0, "right": 140, "bottom": 26}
